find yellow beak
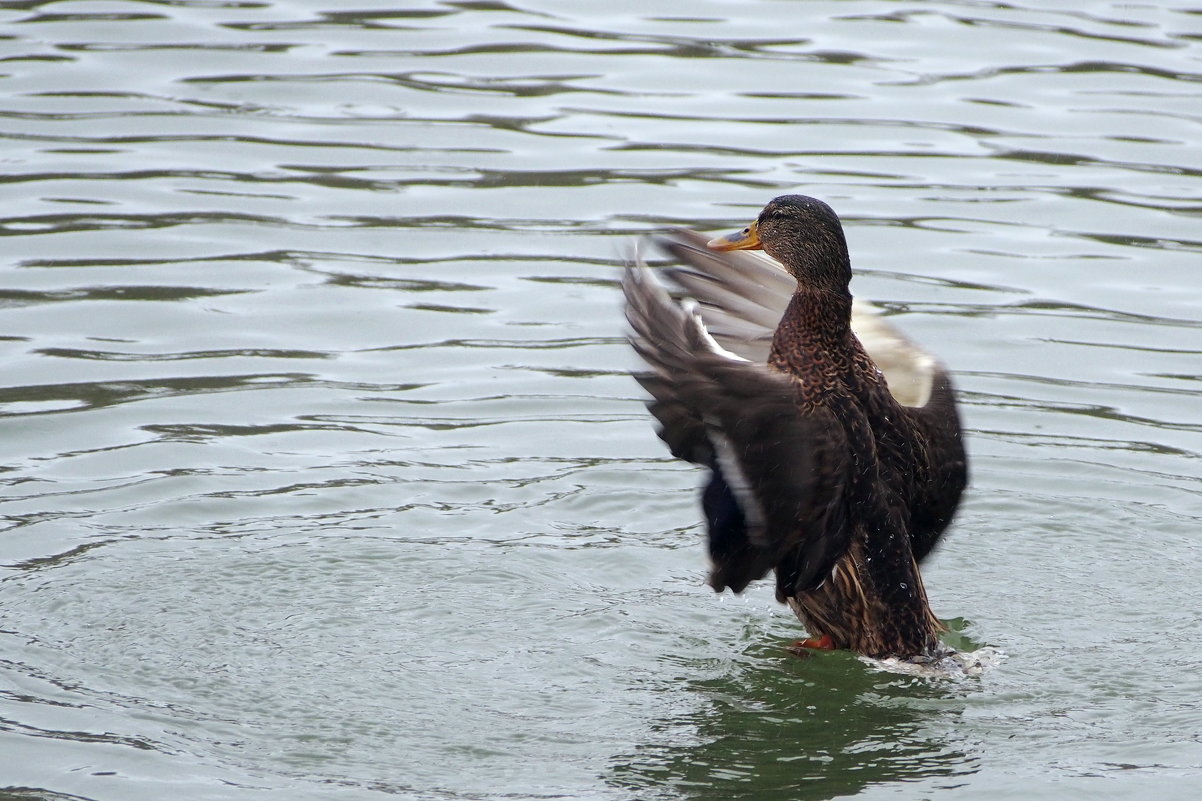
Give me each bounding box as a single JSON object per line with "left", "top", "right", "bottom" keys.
{"left": 706, "top": 220, "right": 762, "bottom": 252}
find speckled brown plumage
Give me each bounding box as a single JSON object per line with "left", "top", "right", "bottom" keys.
{"left": 624, "top": 194, "right": 968, "bottom": 661}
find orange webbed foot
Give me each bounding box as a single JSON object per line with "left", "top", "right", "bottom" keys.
{"left": 788, "top": 634, "right": 836, "bottom": 655}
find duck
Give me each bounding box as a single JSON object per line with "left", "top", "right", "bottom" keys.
{"left": 623, "top": 194, "right": 968, "bottom": 660}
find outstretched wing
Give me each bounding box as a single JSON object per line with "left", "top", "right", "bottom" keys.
{"left": 898, "top": 374, "right": 968, "bottom": 561}
{"left": 654, "top": 229, "right": 938, "bottom": 405}
{"left": 623, "top": 264, "right": 853, "bottom": 594}
{"left": 653, "top": 229, "right": 793, "bottom": 364}
{"left": 652, "top": 230, "right": 966, "bottom": 561}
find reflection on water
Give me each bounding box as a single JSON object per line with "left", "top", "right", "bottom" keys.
{"left": 612, "top": 643, "right": 977, "bottom": 801}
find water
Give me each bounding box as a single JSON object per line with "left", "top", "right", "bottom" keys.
{"left": 2, "top": 1, "right": 1201, "bottom": 798}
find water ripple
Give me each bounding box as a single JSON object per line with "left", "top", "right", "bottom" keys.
{"left": 2, "top": 1, "right": 1202, "bottom": 799}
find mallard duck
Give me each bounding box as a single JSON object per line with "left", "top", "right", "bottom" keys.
{"left": 623, "top": 194, "right": 967, "bottom": 660}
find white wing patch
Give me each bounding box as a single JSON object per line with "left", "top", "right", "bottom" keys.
{"left": 705, "top": 426, "right": 767, "bottom": 535}
{"left": 682, "top": 299, "right": 750, "bottom": 363}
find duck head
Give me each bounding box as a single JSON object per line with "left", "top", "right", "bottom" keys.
{"left": 707, "top": 194, "right": 852, "bottom": 293}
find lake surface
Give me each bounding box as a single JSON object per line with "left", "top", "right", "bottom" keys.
{"left": 2, "top": 1, "right": 1201, "bottom": 799}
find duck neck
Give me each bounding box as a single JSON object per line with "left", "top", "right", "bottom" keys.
{"left": 767, "top": 286, "right": 855, "bottom": 378}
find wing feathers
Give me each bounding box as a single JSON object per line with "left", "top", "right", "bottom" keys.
{"left": 653, "top": 230, "right": 948, "bottom": 413}
{"left": 623, "top": 264, "right": 854, "bottom": 593}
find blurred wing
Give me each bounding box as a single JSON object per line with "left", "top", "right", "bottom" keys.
{"left": 900, "top": 372, "right": 968, "bottom": 561}
{"left": 623, "top": 264, "right": 854, "bottom": 593}
{"left": 650, "top": 230, "right": 966, "bottom": 562}
{"left": 848, "top": 289, "right": 967, "bottom": 560}
{"left": 653, "top": 229, "right": 792, "bottom": 364}
{"left": 653, "top": 230, "right": 941, "bottom": 408}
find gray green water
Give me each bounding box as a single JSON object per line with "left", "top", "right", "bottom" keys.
{"left": 2, "top": 1, "right": 1201, "bottom": 799}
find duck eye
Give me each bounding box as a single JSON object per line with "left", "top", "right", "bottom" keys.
{"left": 743, "top": 227, "right": 750, "bottom": 234}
